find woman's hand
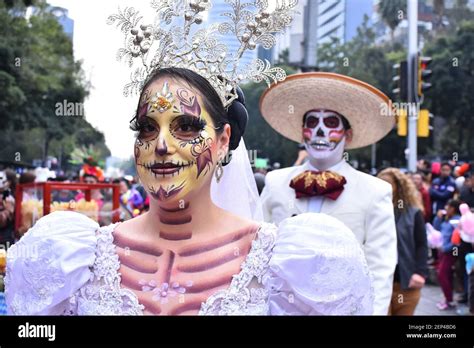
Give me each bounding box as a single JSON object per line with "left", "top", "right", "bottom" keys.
{"left": 408, "top": 273, "right": 426, "bottom": 289}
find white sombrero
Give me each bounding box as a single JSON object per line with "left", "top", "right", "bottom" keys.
{"left": 259, "top": 72, "right": 395, "bottom": 149}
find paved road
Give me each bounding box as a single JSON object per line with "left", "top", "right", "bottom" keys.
{"left": 415, "top": 284, "right": 469, "bottom": 316}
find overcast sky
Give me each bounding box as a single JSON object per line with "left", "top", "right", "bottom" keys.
{"left": 46, "top": 0, "right": 281, "bottom": 159}
{"left": 48, "top": 0, "right": 153, "bottom": 160}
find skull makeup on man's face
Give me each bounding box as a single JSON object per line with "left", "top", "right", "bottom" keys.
{"left": 302, "top": 109, "right": 347, "bottom": 160}
{"left": 133, "top": 77, "right": 220, "bottom": 203}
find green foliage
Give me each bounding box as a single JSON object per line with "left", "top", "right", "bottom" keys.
{"left": 423, "top": 21, "right": 474, "bottom": 158}
{"left": 242, "top": 80, "right": 298, "bottom": 168}
{"left": 0, "top": 0, "right": 110, "bottom": 169}
{"left": 242, "top": 9, "right": 474, "bottom": 168}
{"left": 378, "top": 0, "right": 407, "bottom": 35}
{"left": 241, "top": 63, "right": 300, "bottom": 168}
{"left": 317, "top": 16, "right": 407, "bottom": 167}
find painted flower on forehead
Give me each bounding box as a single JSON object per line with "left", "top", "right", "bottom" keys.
{"left": 150, "top": 81, "right": 174, "bottom": 113}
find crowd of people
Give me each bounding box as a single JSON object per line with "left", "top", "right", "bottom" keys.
{"left": 411, "top": 160, "right": 474, "bottom": 315}
{"left": 1, "top": 152, "right": 473, "bottom": 317}
{"left": 256, "top": 157, "right": 474, "bottom": 315}
{"left": 1, "top": 0, "right": 472, "bottom": 324}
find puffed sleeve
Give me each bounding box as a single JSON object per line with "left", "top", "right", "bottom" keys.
{"left": 5, "top": 211, "right": 99, "bottom": 315}
{"left": 265, "top": 213, "right": 374, "bottom": 315}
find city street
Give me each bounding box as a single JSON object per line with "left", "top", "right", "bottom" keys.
{"left": 415, "top": 285, "right": 468, "bottom": 316}
{"left": 0, "top": 2, "right": 473, "bottom": 345}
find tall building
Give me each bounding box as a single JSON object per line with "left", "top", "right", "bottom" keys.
{"left": 317, "top": 0, "right": 373, "bottom": 45}
{"left": 345, "top": 0, "right": 373, "bottom": 41}
{"left": 274, "top": 0, "right": 373, "bottom": 67}
{"left": 207, "top": 0, "right": 257, "bottom": 68}
{"left": 371, "top": 0, "right": 473, "bottom": 46}
{"left": 317, "top": 0, "right": 346, "bottom": 44}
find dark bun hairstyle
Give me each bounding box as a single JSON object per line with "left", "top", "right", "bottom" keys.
{"left": 226, "top": 85, "right": 248, "bottom": 151}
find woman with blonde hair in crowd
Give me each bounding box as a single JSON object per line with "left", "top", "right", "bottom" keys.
{"left": 378, "top": 168, "right": 429, "bottom": 315}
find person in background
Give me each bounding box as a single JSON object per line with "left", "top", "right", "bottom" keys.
{"left": 106, "top": 178, "right": 134, "bottom": 222}
{"left": 412, "top": 171, "right": 432, "bottom": 222}
{"left": 417, "top": 159, "right": 431, "bottom": 176}
{"left": 119, "top": 178, "right": 144, "bottom": 216}
{"left": 293, "top": 144, "right": 308, "bottom": 166}
{"left": 49, "top": 176, "right": 75, "bottom": 203}
{"left": 4, "top": 170, "right": 17, "bottom": 197}
{"left": 434, "top": 199, "right": 461, "bottom": 310}
{"left": 456, "top": 202, "right": 474, "bottom": 316}
{"left": 460, "top": 171, "right": 474, "bottom": 207}
{"left": 378, "top": 168, "right": 428, "bottom": 315}
{"left": 0, "top": 244, "right": 5, "bottom": 315}
{"left": 430, "top": 163, "right": 456, "bottom": 218}
{"left": 464, "top": 253, "right": 474, "bottom": 315}
{"left": 260, "top": 72, "right": 397, "bottom": 315}
{"left": 18, "top": 172, "right": 37, "bottom": 201}
{"left": 75, "top": 173, "right": 104, "bottom": 210}
{"left": 457, "top": 177, "right": 474, "bottom": 307}
{"left": 0, "top": 171, "right": 16, "bottom": 246}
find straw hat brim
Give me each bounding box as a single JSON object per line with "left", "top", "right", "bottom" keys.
{"left": 259, "top": 72, "right": 395, "bottom": 149}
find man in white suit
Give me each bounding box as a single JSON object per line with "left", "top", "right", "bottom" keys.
{"left": 259, "top": 72, "right": 397, "bottom": 315}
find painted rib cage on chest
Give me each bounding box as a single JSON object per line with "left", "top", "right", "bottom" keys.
{"left": 114, "top": 209, "right": 256, "bottom": 315}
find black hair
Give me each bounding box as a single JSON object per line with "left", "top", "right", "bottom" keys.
{"left": 447, "top": 199, "right": 461, "bottom": 215}
{"left": 82, "top": 173, "right": 98, "bottom": 181}
{"left": 441, "top": 162, "right": 452, "bottom": 169}
{"left": 131, "top": 68, "right": 248, "bottom": 164}
{"left": 112, "top": 177, "right": 131, "bottom": 188}
{"left": 413, "top": 171, "right": 426, "bottom": 178}
{"left": 302, "top": 110, "right": 351, "bottom": 130}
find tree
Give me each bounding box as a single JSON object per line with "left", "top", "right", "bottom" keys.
{"left": 0, "top": 0, "right": 110, "bottom": 168}
{"left": 242, "top": 71, "right": 299, "bottom": 168}
{"left": 377, "top": 0, "right": 407, "bottom": 40}
{"left": 423, "top": 21, "right": 474, "bottom": 158}
{"left": 317, "top": 16, "right": 407, "bottom": 167}
{"left": 444, "top": 0, "right": 473, "bottom": 33}
{"left": 433, "top": 0, "right": 445, "bottom": 31}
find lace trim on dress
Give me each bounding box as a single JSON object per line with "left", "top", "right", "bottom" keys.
{"left": 71, "top": 223, "right": 144, "bottom": 315}
{"left": 6, "top": 240, "right": 67, "bottom": 315}
{"left": 70, "top": 222, "right": 276, "bottom": 315}
{"left": 198, "top": 222, "right": 277, "bottom": 315}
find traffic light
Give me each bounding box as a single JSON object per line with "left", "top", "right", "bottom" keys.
{"left": 397, "top": 109, "right": 433, "bottom": 137}
{"left": 417, "top": 109, "right": 433, "bottom": 137}
{"left": 418, "top": 56, "right": 432, "bottom": 97}
{"left": 397, "top": 109, "right": 407, "bottom": 136}
{"left": 392, "top": 60, "right": 408, "bottom": 101}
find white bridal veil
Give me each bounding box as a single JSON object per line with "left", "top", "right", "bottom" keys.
{"left": 211, "top": 139, "right": 264, "bottom": 222}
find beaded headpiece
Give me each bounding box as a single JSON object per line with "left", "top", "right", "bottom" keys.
{"left": 107, "top": 0, "right": 298, "bottom": 108}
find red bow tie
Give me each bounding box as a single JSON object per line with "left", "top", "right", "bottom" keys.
{"left": 289, "top": 170, "right": 347, "bottom": 200}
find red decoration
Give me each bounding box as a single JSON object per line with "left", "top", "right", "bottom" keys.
{"left": 290, "top": 170, "right": 347, "bottom": 200}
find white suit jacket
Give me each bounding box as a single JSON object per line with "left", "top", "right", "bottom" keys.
{"left": 261, "top": 160, "right": 397, "bottom": 315}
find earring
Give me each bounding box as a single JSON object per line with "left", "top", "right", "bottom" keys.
{"left": 215, "top": 159, "right": 224, "bottom": 183}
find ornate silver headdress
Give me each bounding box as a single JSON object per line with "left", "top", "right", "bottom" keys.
{"left": 107, "top": 0, "right": 298, "bottom": 108}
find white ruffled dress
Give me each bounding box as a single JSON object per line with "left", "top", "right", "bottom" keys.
{"left": 5, "top": 211, "right": 373, "bottom": 315}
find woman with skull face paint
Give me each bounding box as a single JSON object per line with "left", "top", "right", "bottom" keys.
{"left": 4, "top": 68, "right": 374, "bottom": 316}
{"left": 6, "top": 0, "right": 373, "bottom": 315}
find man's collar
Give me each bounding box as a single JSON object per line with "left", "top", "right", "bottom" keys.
{"left": 306, "top": 159, "right": 346, "bottom": 173}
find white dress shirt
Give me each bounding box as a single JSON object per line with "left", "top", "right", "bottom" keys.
{"left": 307, "top": 160, "right": 346, "bottom": 213}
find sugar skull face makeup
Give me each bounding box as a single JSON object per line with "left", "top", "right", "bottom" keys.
{"left": 133, "top": 77, "right": 222, "bottom": 203}
{"left": 302, "top": 109, "right": 347, "bottom": 161}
